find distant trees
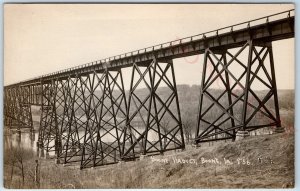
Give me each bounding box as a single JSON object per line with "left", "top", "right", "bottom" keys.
{"left": 160, "top": 120, "right": 170, "bottom": 148}
{"left": 181, "top": 111, "right": 197, "bottom": 145}
{"left": 182, "top": 118, "right": 193, "bottom": 144}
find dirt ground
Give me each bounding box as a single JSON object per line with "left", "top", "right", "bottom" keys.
{"left": 22, "top": 132, "right": 293, "bottom": 189}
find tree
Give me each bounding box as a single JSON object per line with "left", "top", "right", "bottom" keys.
{"left": 4, "top": 146, "right": 35, "bottom": 188}
{"left": 181, "top": 109, "right": 197, "bottom": 145}
{"left": 182, "top": 118, "right": 193, "bottom": 144}
{"left": 160, "top": 120, "right": 170, "bottom": 148}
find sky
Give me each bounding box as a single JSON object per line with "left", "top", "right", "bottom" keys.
{"left": 4, "top": 4, "right": 295, "bottom": 90}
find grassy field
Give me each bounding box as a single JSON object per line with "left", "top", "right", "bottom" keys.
{"left": 4, "top": 132, "right": 294, "bottom": 189}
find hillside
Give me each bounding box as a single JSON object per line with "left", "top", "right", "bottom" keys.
{"left": 31, "top": 133, "right": 294, "bottom": 188}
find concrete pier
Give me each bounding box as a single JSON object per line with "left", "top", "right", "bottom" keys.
{"left": 236, "top": 131, "right": 250, "bottom": 141}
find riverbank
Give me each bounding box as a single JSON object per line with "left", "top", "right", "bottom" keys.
{"left": 5, "top": 131, "right": 293, "bottom": 189}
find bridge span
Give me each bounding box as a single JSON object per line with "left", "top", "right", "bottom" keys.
{"left": 4, "top": 9, "right": 294, "bottom": 169}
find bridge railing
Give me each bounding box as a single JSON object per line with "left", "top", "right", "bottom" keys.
{"left": 19, "top": 9, "right": 294, "bottom": 84}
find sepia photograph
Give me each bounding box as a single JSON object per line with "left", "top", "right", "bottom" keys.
{"left": 3, "top": 3, "right": 295, "bottom": 189}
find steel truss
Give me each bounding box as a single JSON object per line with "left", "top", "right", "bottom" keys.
{"left": 122, "top": 58, "right": 185, "bottom": 160}
{"left": 79, "top": 69, "right": 128, "bottom": 168}
{"left": 4, "top": 86, "right": 33, "bottom": 130}
{"left": 195, "top": 40, "right": 282, "bottom": 143}
{"left": 35, "top": 59, "right": 185, "bottom": 167}
{"left": 38, "top": 69, "right": 129, "bottom": 168}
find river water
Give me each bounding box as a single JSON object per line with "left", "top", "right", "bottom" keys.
{"left": 4, "top": 125, "right": 163, "bottom": 157}
{"left": 4, "top": 125, "right": 271, "bottom": 159}
{"left": 4, "top": 129, "right": 38, "bottom": 155}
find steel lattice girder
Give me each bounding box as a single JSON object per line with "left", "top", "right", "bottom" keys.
{"left": 195, "top": 40, "right": 281, "bottom": 143}
{"left": 122, "top": 58, "right": 185, "bottom": 160}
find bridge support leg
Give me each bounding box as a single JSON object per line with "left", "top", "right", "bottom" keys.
{"left": 59, "top": 76, "right": 82, "bottom": 165}
{"left": 268, "top": 44, "right": 285, "bottom": 134}
{"left": 4, "top": 88, "right": 15, "bottom": 128}
{"left": 38, "top": 80, "right": 59, "bottom": 154}
{"left": 19, "top": 86, "right": 34, "bottom": 130}
{"left": 4, "top": 86, "right": 33, "bottom": 131}
{"left": 195, "top": 40, "right": 283, "bottom": 144}
{"left": 78, "top": 68, "right": 128, "bottom": 169}
{"left": 122, "top": 58, "right": 185, "bottom": 160}
{"left": 52, "top": 79, "right": 67, "bottom": 162}
{"left": 9, "top": 87, "right": 20, "bottom": 129}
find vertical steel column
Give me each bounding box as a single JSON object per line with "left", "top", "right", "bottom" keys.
{"left": 19, "top": 85, "right": 34, "bottom": 130}
{"left": 79, "top": 72, "right": 97, "bottom": 168}
{"left": 54, "top": 79, "right": 66, "bottom": 161}
{"left": 38, "top": 81, "right": 45, "bottom": 150}
{"left": 6, "top": 88, "right": 15, "bottom": 127}
{"left": 15, "top": 86, "right": 22, "bottom": 131}
{"left": 61, "top": 76, "right": 81, "bottom": 164}
{"left": 38, "top": 80, "right": 58, "bottom": 155}
{"left": 268, "top": 43, "right": 284, "bottom": 132}
{"left": 223, "top": 51, "right": 236, "bottom": 140}
{"left": 92, "top": 70, "right": 110, "bottom": 166}
{"left": 4, "top": 87, "right": 13, "bottom": 127}
{"left": 241, "top": 40, "right": 253, "bottom": 132}
{"left": 196, "top": 49, "right": 209, "bottom": 142}
{"left": 170, "top": 60, "right": 185, "bottom": 151}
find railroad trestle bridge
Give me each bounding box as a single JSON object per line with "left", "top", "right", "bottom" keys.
{"left": 4, "top": 10, "right": 294, "bottom": 169}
